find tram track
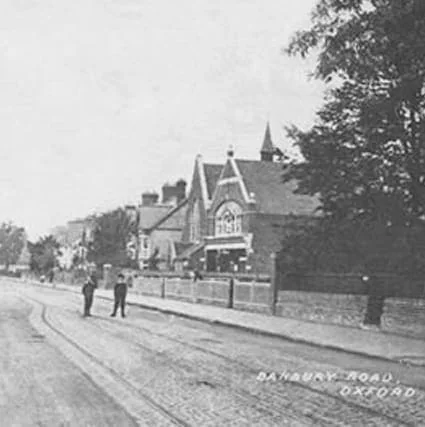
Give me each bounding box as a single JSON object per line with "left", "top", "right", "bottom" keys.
{"left": 41, "top": 292, "right": 411, "bottom": 426}
{"left": 23, "top": 295, "right": 191, "bottom": 427}
{"left": 21, "top": 288, "right": 418, "bottom": 426}
{"left": 92, "top": 308, "right": 412, "bottom": 427}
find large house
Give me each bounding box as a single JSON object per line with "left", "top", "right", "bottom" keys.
{"left": 137, "top": 180, "right": 188, "bottom": 270}
{"left": 175, "top": 124, "right": 319, "bottom": 274}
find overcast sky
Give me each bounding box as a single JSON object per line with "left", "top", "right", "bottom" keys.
{"left": 0, "top": 0, "right": 323, "bottom": 240}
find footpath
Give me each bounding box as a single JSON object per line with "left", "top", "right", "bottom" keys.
{"left": 17, "top": 279, "right": 425, "bottom": 367}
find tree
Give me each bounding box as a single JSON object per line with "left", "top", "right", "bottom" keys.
{"left": 286, "top": 0, "right": 425, "bottom": 224}
{"left": 280, "top": 0, "right": 425, "bottom": 273}
{"left": 0, "top": 222, "right": 26, "bottom": 270}
{"left": 28, "top": 235, "right": 61, "bottom": 275}
{"left": 88, "top": 208, "right": 138, "bottom": 268}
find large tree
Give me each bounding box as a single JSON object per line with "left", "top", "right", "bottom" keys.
{"left": 281, "top": 0, "right": 425, "bottom": 274}
{"left": 0, "top": 222, "right": 26, "bottom": 270}
{"left": 28, "top": 235, "right": 61, "bottom": 275}
{"left": 88, "top": 208, "right": 138, "bottom": 268}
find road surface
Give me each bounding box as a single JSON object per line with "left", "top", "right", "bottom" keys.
{"left": 1, "top": 280, "right": 424, "bottom": 426}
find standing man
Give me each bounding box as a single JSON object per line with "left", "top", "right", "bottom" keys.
{"left": 111, "top": 273, "right": 127, "bottom": 318}
{"left": 82, "top": 273, "right": 97, "bottom": 317}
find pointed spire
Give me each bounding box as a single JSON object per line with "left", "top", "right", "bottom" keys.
{"left": 260, "top": 122, "right": 274, "bottom": 161}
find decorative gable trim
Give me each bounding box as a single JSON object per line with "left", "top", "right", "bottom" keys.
{"left": 217, "top": 177, "right": 239, "bottom": 185}
{"left": 211, "top": 158, "right": 255, "bottom": 207}
{"left": 229, "top": 157, "right": 254, "bottom": 204}
{"left": 196, "top": 155, "right": 211, "bottom": 209}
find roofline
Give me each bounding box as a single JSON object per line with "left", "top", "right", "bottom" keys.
{"left": 230, "top": 157, "right": 255, "bottom": 204}
{"left": 145, "top": 198, "right": 188, "bottom": 232}
{"left": 210, "top": 157, "right": 254, "bottom": 207}
{"left": 196, "top": 155, "right": 211, "bottom": 209}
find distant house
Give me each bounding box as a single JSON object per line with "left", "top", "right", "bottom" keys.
{"left": 176, "top": 123, "right": 319, "bottom": 274}
{"left": 137, "top": 180, "right": 188, "bottom": 270}
{"left": 51, "top": 217, "right": 95, "bottom": 270}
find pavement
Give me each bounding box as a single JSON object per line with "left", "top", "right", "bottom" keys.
{"left": 16, "top": 278, "right": 425, "bottom": 367}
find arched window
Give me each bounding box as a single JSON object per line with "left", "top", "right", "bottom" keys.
{"left": 215, "top": 202, "right": 242, "bottom": 236}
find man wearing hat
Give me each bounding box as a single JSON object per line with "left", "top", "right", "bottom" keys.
{"left": 82, "top": 273, "right": 97, "bottom": 317}
{"left": 110, "top": 272, "right": 128, "bottom": 318}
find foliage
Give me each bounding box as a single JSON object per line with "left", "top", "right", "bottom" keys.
{"left": 278, "top": 218, "right": 425, "bottom": 275}
{"left": 88, "top": 208, "right": 138, "bottom": 268}
{"left": 280, "top": 0, "right": 425, "bottom": 273}
{"left": 0, "top": 222, "right": 26, "bottom": 269}
{"left": 28, "top": 235, "right": 61, "bottom": 275}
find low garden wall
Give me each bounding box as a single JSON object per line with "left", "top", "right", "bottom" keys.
{"left": 132, "top": 276, "right": 270, "bottom": 312}
{"left": 26, "top": 267, "right": 424, "bottom": 340}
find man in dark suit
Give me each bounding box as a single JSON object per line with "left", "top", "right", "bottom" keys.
{"left": 82, "top": 273, "right": 97, "bottom": 317}
{"left": 111, "top": 273, "right": 127, "bottom": 318}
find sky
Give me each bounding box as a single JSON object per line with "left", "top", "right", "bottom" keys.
{"left": 0, "top": 0, "right": 324, "bottom": 240}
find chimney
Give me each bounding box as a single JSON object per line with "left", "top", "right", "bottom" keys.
{"left": 175, "top": 179, "right": 187, "bottom": 203}
{"left": 141, "top": 192, "right": 159, "bottom": 206}
{"left": 162, "top": 179, "right": 187, "bottom": 204}
{"left": 161, "top": 183, "right": 174, "bottom": 204}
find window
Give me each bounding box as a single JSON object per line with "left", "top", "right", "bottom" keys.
{"left": 139, "top": 235, "right": 150, "bottom": 259}
{"left": 215, "top": 202, "right": 242, "bottom": 236}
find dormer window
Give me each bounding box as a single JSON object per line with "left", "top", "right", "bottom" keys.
{"left": 215, "top": 201, "right": 242, "bottom": 236}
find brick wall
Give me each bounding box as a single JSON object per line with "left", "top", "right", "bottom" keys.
{"left": 382, "top": 298, "right": 425, "bottom": 339}
{"left": 276, "top": 291, "right": 368, "bottom": 327}
{"left": 276, "top": 290, "right": 425, "bottom": 340}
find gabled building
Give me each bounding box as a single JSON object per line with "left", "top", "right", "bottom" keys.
{"left": 177, "top": 123, "right": 320, "bottom": 274}
{"left": 137, "top": 180, "right": 188, "bottom": 270}
{"left": 175, "top": 156, "right": 223, "bottom": 269}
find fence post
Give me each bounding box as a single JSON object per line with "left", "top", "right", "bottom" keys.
{"left": 161, "top": 277, "right": 166, "bottom": 299}
{"left": 191, "top": 277, "right": 198, "bottom": 303}
{"left": 250, "top": 280, "right": 256, "bottom": 304}
{"left": 269, "top": 253, "right": 278, "bottom": 315}
{"left": 103, "top": 264, "right": 112, "bottom": 289}
{"left": 363, "top": 275, "right": 385, "bottom": 327}
{"left": 228, "top": 276, "right": 234, "bottom": 308}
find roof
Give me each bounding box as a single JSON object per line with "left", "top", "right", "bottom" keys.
{"left": 147, "top": 198, "right": 188, "bottom": 231}
{"left": 173, "top": 241, "right": 195, "bottom": 257}
{"left": 261, "top": 122, "right": 274, "bottom": 153}
{"left": 203, "top": 163, "right": 223, "bottom": 199}
{"left": 175, "top": 241, "right": 205, "bottom": 260}
{"left": 51, "top": 219, "right": 92, "bottom": 246}
{"left": 138, "top": 205, "right": 172, "bottom": 231}
{"left": 235, "top": 159, "right": 320, "bottom": 216}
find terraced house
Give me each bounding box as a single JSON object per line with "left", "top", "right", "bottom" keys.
{"left": 176, "top": 124, "right": 319, "bottom": 274}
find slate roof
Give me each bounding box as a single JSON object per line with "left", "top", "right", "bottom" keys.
{"left": 174, "top": 241, "right": 205, "bottom": 260}
{"left": 235, "top": 160, "right": 320, "bottom": 216}
{"left": 203, "top": 163, "right": 223, "bottom": 199}
{"left": 139, "top": 205, "right": 172, "bottom": 231}
{"left": 174, "top": 241, "right": 195, "bottom": 257}
{"left": 148, "top": 199, "right": 188, "bottom": 231}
